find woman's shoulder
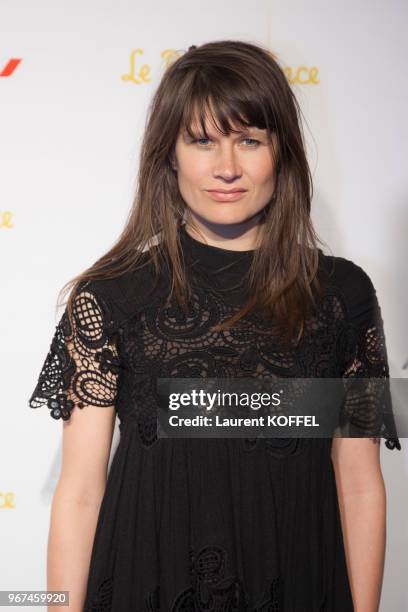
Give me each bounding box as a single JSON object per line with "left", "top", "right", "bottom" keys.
{"left": 76, "top": 252, "right": 167, "bottom": 321}
{"left": 318, "top": 249, "right": 378, "bottom": 323}
{"left": 319, "top": 249, "right": 374, "bottom": 288}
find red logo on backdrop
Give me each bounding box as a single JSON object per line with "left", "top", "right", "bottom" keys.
{"left": 0, "top": 58, "right": 22, "bottom": 77}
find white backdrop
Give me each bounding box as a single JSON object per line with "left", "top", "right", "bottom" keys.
{"left": 0, "top": 0, "right": 407, "bottom": 610}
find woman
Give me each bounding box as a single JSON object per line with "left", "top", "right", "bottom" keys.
{"left": 29, "top": 40, "right": 401, "bottom": 611}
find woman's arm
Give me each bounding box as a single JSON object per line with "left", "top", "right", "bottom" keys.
{"left": 47, "top": 404, "right": 116, "bottom": 612}
{"left": 331, "top": 437, "right": 386, "bottom": 612}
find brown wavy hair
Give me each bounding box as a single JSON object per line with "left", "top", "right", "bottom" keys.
{"left": 59, "top": 39, "right": 328, "bottom": 346}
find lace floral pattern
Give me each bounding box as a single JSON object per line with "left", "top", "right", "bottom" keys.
{"left": 85, "top": 545, "right": 283, "bottom": 611}
{"left": 28, "top": 247, "right": 401, "bottom": 450}
{"left": 337, "top": 289, "right": 401, "bottom": 450}
{"left": 85, "top": 577, "right": 113, "bottom": 611}
{"left": 28, "top": 286, "right": 122, "bottom": 420}
{"left": 115, "top": 275, "right": 400, "bottom": 451}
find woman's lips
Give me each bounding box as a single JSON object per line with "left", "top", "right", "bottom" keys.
{"left": 206, "top": 190, "right": 248, "bottom": 202}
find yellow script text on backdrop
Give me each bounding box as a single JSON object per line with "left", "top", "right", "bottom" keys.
{"left": 0, "top": 491, "right": 15, "bottom": 508}
{"left": 121, "top": 49, "right": 151, "bottom": 84}
{"left": 121, "top": 49, "right": 319, "bottom": 86}
{"left": 284, "top": 66, "right": 319, "bottom": 85}
{"left": 0, "top": 212, "right": 13, "bottom": 228}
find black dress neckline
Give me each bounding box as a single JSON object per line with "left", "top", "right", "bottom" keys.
{"left": 179, "top": 223, "right": 256, "bottom": 272}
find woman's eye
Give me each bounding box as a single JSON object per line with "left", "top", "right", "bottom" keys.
{"left": 191, "top": 138, "right": 261, "bottom": 147}
{"left": 193, "top": 138, "right": 212, "bottom": 145}
{"left": 242, "top": 138, "right": 260, "bottom": 146}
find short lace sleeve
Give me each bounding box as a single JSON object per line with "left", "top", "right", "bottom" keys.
{"left": 28, "top": 282, "right": 122, "bottom": 421}
{"left": 337, "top": 263, "right": 401, "bottom": 450}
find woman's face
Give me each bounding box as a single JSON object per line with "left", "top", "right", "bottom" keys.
{"left": 173, "top": 115, "right": 278, "bottom": 242}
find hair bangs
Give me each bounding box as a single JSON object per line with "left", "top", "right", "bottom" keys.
{"left": 180, "top": 77, "right": 276, "bottom": 141}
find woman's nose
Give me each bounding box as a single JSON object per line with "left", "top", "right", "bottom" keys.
{"left": 213, "top": 145, "right": 242, "bottom": 180}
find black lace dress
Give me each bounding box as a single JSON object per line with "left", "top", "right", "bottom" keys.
{"left": 29, "top": 224, "right": 401, "bottom": 611}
